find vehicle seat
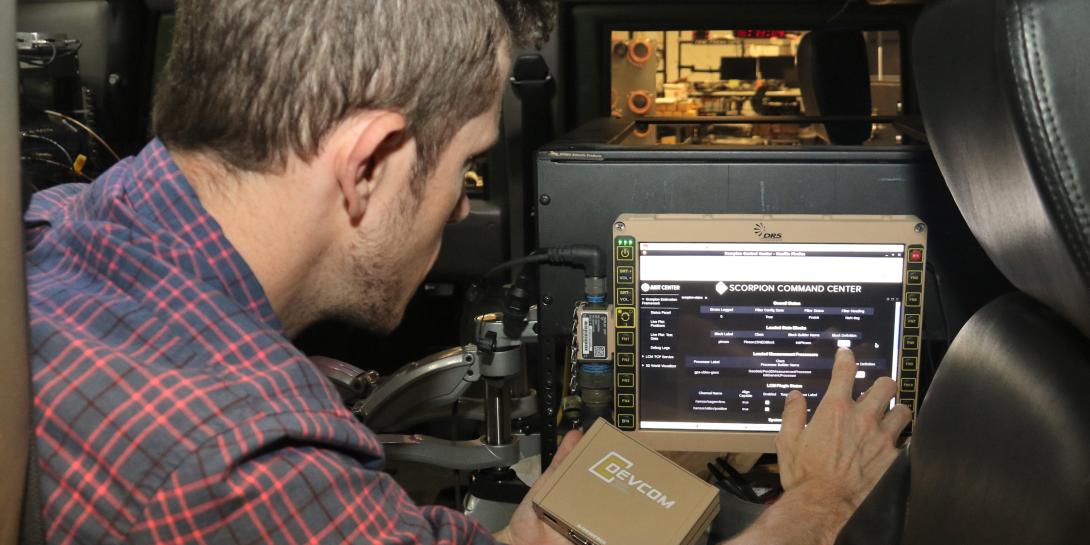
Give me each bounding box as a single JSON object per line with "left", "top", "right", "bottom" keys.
{"left": 836, "top": 0, "right": 1090, "bottom": 543}
{"left": 2, "top": 2, "right": 32, "bottom": 543}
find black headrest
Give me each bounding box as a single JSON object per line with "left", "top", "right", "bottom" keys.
{"left": 914, "top": 0, "right": 1090, "bottom": 337}
{"left": 797, "top": 30, "right": 873, "bottom": 145}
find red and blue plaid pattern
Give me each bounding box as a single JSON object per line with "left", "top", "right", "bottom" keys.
{"left": 25, "top": 139, "right": 496, "bottom": 544}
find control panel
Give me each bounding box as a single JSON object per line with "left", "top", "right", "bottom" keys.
{"left": 614, "top": 236, "right": 638, "bottom": 431}
{"left": 899, "top": 244, "right": 926, "bottom": 420}
{"left": 610, "top": 214, "right": 927, "bottom": 452}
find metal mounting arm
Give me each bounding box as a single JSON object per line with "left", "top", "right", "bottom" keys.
{"left": 314, "top": 309, "right": 542, "bottom": 472}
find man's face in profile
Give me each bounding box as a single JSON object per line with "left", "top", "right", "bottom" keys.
{"left": 324, "top": 88, "right": 505, "bottom": 335}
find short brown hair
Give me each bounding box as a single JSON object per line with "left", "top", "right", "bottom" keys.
{"left": 154, "top": 0, "right": 555, "bottom": 179}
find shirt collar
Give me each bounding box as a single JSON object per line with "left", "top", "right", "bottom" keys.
{"left": 126, "top": 139, "right": 283, "bottom": 332}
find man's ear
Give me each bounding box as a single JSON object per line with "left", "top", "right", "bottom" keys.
{"left": 336, "top": 112, "right": 408, "bottom": 221}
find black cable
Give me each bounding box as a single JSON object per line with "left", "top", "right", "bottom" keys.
{"left": 484, "top": 250, "right": 548, "bottom": 279}
{"left": 501, "top": 266, "right": 538, "bottom": 336}
{"left": 924, "top": 263, "right": 951, "bottom": 379}
{"left": 22, "top": 41, "right": 56, "bottom": 66}
{"left": 713, "top": 457, "right": 762, "bottom": 503}
{"left": 483, "top": 246, "right": 607, "bottom": 281}
{"left": 20, "top": 133, "right": 74, "bottom": 165}
{"left": 708, "top": 462, "right": 750, "bottom": 502}
{"left": 463, "top": 253, "right": 551, "bottom": 331}
{"left": 17, "top": 40, "right": 81, "bottom": 67}
{"left": 20, "top": 156, "right": 94, "bottom": 182}
{"left": 543, "top": 245, "right": 607, "bottom": 278}
{"left": 469, "top": 246, "right": 607, "bottom": 309}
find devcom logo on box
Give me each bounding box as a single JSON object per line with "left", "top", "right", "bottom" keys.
{"left": 588, "top": 451, "right": 676, "bottom": 509}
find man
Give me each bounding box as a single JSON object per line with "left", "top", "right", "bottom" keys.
{"left": 25, "top": 1, "right": 910, "bottom": 544}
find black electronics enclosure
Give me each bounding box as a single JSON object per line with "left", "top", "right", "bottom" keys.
{"left": 533, "top": 118, "right": 1008, "bottom": 442}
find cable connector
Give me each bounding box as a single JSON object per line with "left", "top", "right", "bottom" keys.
{"left": 541, "top": 245, "right": 606, "bottom": 279}
{"left": 483, "top": 245, "right": 608, "bottom": 311}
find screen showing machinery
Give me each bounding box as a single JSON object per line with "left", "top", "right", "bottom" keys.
{"left": 608, "top": 30, "right": 903, "bottom": 123}
{"left": 612, "top": 215, "right": 926, "bottom": 452}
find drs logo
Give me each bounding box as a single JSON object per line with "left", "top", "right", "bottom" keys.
{"left": 754, "top": 223, "right": 783, "bottom": 240}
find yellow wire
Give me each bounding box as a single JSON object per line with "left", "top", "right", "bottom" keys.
{"left": 22, "top": 156, "right": 94, "bottom": 182}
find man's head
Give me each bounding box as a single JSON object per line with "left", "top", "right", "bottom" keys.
{"left": 154, "top": 0, "right": 554, "bottom": 335}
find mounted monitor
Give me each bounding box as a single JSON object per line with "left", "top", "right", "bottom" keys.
{"left": 758, "top": 55, "right": 797, "bottom": 81}
{"left": 611, "top": 214, "right": 926, "bottom": 452}
{"left": 718, "top": 57, "right": 758, "bottom": 80}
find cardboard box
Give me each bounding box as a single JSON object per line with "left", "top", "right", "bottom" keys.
{"left": 531, "top": 420, "right": 720, "bottom": 545}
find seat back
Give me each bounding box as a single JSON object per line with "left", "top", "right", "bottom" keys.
{"left": 888, "top": 0, "right": 1090, "bottom": 542}
{"left": 904, "top": 294, "right": 1090, "bottom": 544}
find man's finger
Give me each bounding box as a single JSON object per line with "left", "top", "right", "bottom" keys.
{"left": 554, "top": 429, "right": 582, "bottom": 462}
{"left": 879, "top": 404, "right": 913, "bottom": 439}
{"left": 526, "top": 429, "right": 583, "bottom": 498}
{"left": 857, "top": 376, "right": 898, "bottom": 417}
{"left": 540, "top": 430, "right": 582, "bottom": 479}
{"left": 779, "top": 390, "right": 807, "bottom": 442}
{"left": 826, "top": 348, "right": 859, "bottom": 400}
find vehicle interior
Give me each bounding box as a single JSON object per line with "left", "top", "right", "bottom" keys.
{"left": 3, "top": 0, "right": 1088, "bottom": 543}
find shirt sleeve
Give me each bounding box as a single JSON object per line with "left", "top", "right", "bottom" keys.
{"left": 127, "top": 435, "right": 500, "bottom": 544}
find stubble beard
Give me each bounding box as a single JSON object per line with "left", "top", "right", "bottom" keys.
{"left": 326, "top": 229, "right": 408, "bottom": 335}
{"left": 325, "top": 189, "right": 423, "bottom": 335}
{"left": 309, "top": 162, "right": 433, "bottom": 336}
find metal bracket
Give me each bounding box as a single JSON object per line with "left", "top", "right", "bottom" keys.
{"left": 377, "top": 433, "right": 541, "bottom": 471}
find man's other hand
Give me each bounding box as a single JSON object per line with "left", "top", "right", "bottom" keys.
{"left": 776, "top": 347, "right": 913, "bottom": 510}
{"left": 494, "top": 430, "right": 584, "bottom": 545}
{"left": 724, "top": 348, "right": 911, "bottom": 545}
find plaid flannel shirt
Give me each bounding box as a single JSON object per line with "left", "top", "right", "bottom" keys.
{"left": 25, "top": 139, "right": 497, "bottom": 545}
